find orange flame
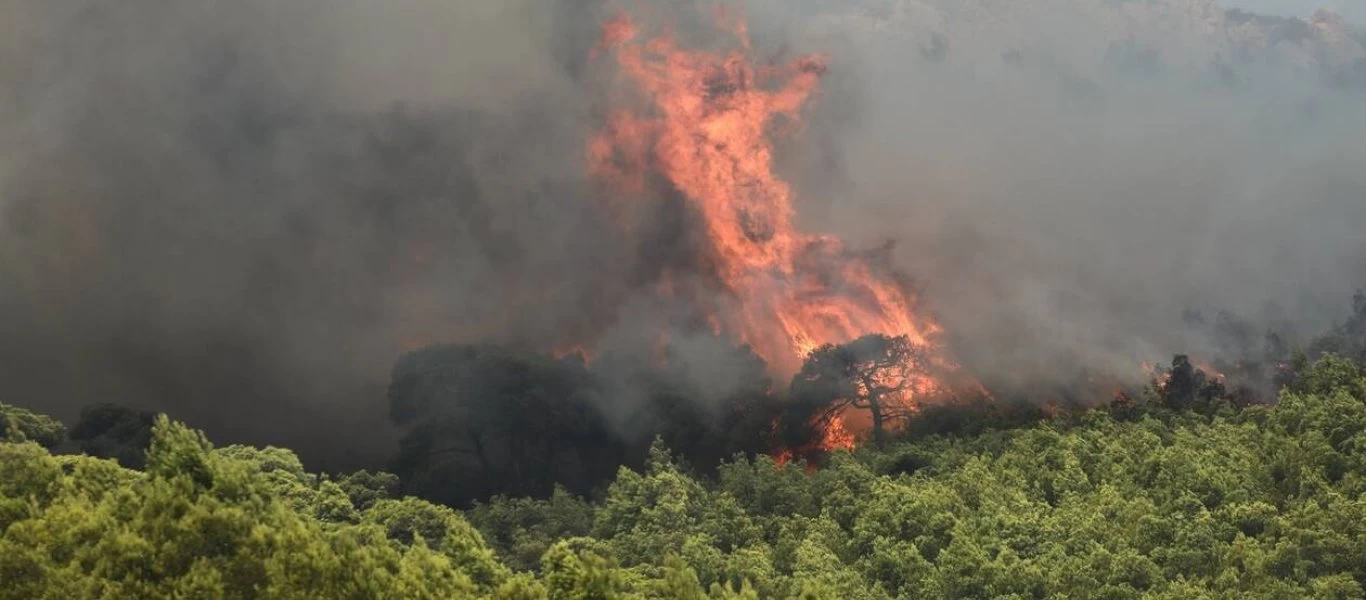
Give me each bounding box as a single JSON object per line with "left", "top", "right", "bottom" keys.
{"left": 1195, "top": 360, "right": 1226, "bottom": 382}
{"left": 589, "top": 12, "right": 942, "bottom": 387}
{"left": 819, "top": 413, "right": 856, "bottom": 452}
{"left": 774, "top": 413, "right": 853, "bottom": 471}
{"left": 1140, "top": 357, "right": 1226, "bottom": 398}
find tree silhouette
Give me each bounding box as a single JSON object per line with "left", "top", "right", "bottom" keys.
{"left": 387, "top": 344, "right": 616, "bottom": 507}
{"left": 69, "top": 403, "right": 157, "bottom": 468}
{"left": 788, "top": 334, "right": 933, "bottom": 446}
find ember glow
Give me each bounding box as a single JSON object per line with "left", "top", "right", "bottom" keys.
{"left": 587, "top": 10, "right": 946, "bottom": 416}
{"left": 774, "top": 412, "right": 854, "bottom": 469}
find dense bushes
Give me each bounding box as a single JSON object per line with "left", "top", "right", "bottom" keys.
{"left": 3, "top": 354, "right": 1366, "bottom": 598}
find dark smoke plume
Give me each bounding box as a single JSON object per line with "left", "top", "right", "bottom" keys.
{"left": 0, "top": 0, "right": 620, "bottom": 468}
{"left": 3, "top": 0, "right": 1364, "bottom": 469}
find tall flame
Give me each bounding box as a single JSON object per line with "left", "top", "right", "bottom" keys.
{"left": 589, "top": 11, "right": 947, "bottom": 434}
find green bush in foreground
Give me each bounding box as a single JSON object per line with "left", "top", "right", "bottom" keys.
{"left": 3, "top": 355, "right": 1365, "bottom": 598}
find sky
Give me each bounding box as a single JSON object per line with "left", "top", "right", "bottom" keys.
{"left": 1225, "top": 0, "right": 1364, "bottom": 22}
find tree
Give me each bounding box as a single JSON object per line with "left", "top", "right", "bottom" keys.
{"left": 0, "top": 403, "right": 66, "bottom": 448}
{"left": 0, "top": 414, "right": 495, "bottom": 598}
{"left": 388, "top": 344, "right": 620, "bottom": 507}
{"left": 338, "top": 469, "right": 401, "bottom": 511}
{"left": 388, "top": 339, "right": 781, "bottom": 507}
{"left": 4, "top": 352, "right": 1366, "bottom": 598}
{"left": 1346, "top": 289, "right": 1366, "bottom": 358}
{"left": 1155, "top": 355, "right": 1232, "bottom": 414}
{"left": 598, "top": 341, "right": 779, "bottom": 474}
{"left": 789, "top": 334, "right": 933, "bottom": 447}
{"left": 1307, "top": 290, "right": 1366, "bottom": 362}
{"left": 68, "top": 403, "right": 156, "bottom": 468}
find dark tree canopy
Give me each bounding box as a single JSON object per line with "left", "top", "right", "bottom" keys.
{"left": 69, "top": 403, "right": 157, "bottom": 469}
{"left": 388, "top": 344, "right": 615, "bottom": 507}
{"left": 1171, "top": 355, "right": 1241, "bottom": 410}
{"left": 386, "top": 340, "right": 781, "bottom": 507}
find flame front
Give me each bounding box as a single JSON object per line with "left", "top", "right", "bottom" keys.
{"left": 589, "top": 12, "right": 946, "bottom": 435}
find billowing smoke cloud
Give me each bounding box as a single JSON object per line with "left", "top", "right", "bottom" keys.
{"left": 746, "top": 0, "right": 1366, "bottom": 394}
{"left": 2, "top": 0, "right": 1364, "bottom": 467}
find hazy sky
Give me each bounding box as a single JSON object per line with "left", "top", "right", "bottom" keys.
{"left": 1224, "top": 0, "right": 1364, "bottom": 22}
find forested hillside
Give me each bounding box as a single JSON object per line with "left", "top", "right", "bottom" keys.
{"left": 4, "top": 1, "right": 1366, "bottom": 598}
{"left": 3, "top": 351, "right": 1364, "bottom": 599}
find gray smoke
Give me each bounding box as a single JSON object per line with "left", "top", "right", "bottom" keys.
{"left": 752, "top": 0, "right": 1366, "bottom": 392}
{"left": 0, "top": 0, "right": 621, "bottom": 467}
{"left": 2, "top": 0, "right": 1363, "bottom": 467}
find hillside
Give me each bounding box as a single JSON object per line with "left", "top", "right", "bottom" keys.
{"left": 2, "top": 353, "right": 1363, "bottom": 599}
{"left": 2, "top": 2, "right": 1364, "bottom": 598}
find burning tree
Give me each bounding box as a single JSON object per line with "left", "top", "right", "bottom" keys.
{"left": 587, "top": 11, "right": 944, "bottom": 387}
{"left": 788, "top": 333, "right": 936, "bottom": 447}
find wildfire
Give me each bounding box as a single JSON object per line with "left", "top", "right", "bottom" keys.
{"left": 1197, "top": 361, "right": 1227, "bottom": 382}
{"left": 819, "top": 413, "right": 857, "bottom": 451}
{"left": 588, "top": 11, "right": 944, "bottom": 404}
{"left": 774, "top": 412, "right": 854, "bottom": 470}
{"left": 1141, "top": 361, "right": 1169, "bottom": 390}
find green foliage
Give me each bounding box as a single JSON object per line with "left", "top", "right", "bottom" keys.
{"left": 338, "top": 469, "right": 401, "bottom": 511}
{"left": 0, "top": 416, "right": 492, "bottom": 598}
{"left": 213, "top": 443, "right": 361, "bottom": 523}
{"left": 1289, "top": 353, "right": 1366, "bottom": 399}
{"left": 0, "top": 402, "right": 66, "bottom": 448}
{"left": 468, "top": 485, "right": 596, "bottom": 572}
{"left": 468, "top": 354, "right": 1366, "bottom": 598}
{"left": 3, "top": 353, "right": 1366, "bottom": 598}
{"left": 363, "top": 496, "right": 511, "bottom": 589}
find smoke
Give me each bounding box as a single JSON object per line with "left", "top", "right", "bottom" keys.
{"left": 0, "top": 0, "right": 621, "bottom": 467}
{"left": 746, "top": 0, "right": 1366, "bottom": 393}
{"left": 3, "top": 0, "right": 1364, "bottom": 467}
